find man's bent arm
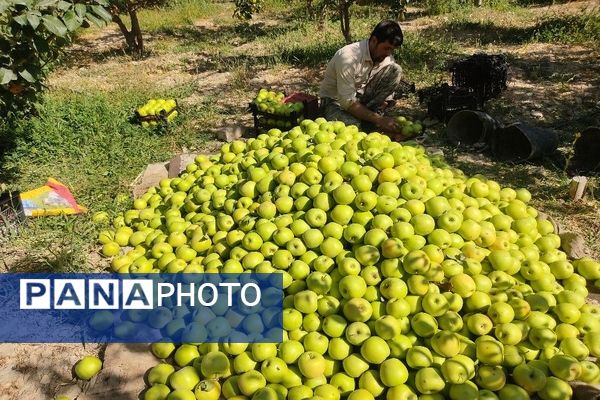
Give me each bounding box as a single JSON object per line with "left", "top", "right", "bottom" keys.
{"left": 347, "top": 101, "right": 384, "bottom": 125}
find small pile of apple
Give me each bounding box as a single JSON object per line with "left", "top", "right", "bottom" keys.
{"left": 396, "top": 115, "right": 423, "bottom": 138}
{"left": 253, "top": 89, "right": 304, "bottom": 117}
{"left": 136, "top": 98, "right": 178, "bottom": 127}
{"left": 96, "top": 118, "right": 600, "bottom": 400}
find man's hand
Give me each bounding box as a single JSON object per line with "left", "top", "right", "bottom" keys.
{"left": 374, "top": 115, "right": 400, "bottom": 134}
{"left": 347, "top": 102, "right": 401, "bottom": 134}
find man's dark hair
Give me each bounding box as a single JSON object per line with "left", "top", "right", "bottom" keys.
{"left": 370, "top": 20, "right": 403, "bottom": 47}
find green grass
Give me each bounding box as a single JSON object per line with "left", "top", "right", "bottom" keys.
{"left": 139, "top": 0, "right": 224, "bottom": 32}
{"left": 0, "top": 85, "right": 214, "bottom": 271}
{"left": 444, "top": 10, "right": 600, "bottom": 45}
{"left": 532, "top": 12, "right": 600, "bottom": 44}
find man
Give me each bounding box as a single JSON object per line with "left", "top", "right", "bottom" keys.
{"left": 319, "top": 20, "right": 405, "bottom": 136}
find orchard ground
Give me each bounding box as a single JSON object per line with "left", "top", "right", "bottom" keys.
{"left": 0, "top": 0, "right": 599, "bottom": 398}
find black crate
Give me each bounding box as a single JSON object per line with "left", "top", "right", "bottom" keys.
{"left": 0, "top": 191, "right": 26, "bottom": 238}
{"left": 451, "top": 53, "right": 508, "bottom": 101}
{"left": 419, "top": 84, "right": 482, "bottom": 123}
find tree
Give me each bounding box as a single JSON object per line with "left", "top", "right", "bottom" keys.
{"left": 108, "top": 0, "right": 167, "bottom": 57}
{"left": 0, "top": 0, "right": 112, "bottom": 118}
{"left": 233, "top": 0, "right": 263, "bottom": 20}
{"left": 328, "top": 0, "right": 407, "bottom": 42}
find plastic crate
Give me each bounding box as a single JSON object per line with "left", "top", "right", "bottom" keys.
{"left": 0, "top": 191, "right": 26, "bottom": 239}
{"left": 419, "top": 84, "right": 482, "bottom": 123}
{"left": 249, "top": 92, "right": 319, "bottom": 134}
{"left": 451, "top": 53, "right": 508, "bottom": 101}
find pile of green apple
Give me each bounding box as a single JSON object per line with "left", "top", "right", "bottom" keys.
{"left": 136, "top": 98, "right": 179, "bottom": 127}
{"left": 97, "top": 117, "right": 600, "bottom": 400}
{"left": 253, "top": 89, "right": 304, "bottom": 117}
{"left": 396, "top": 116, "right": 423, "bottom": 138}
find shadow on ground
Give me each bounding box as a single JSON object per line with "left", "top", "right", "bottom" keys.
{"left": 420, "top": 13, "right": 600, "bottom": 46}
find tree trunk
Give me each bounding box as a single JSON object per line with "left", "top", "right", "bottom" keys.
{"left": 112, "top": 14, "right": 136, "bottom": 51}
{"left": 110, "top": 1, "right": 144, "bottom": 57}
{"left": 306, "top": 0, "right": 314, "bottom": 19}
{"left": 340, "top": 0, "right": 352, "bottom": 43}
{"left": 128, "top": 1, "right": 144, "bottom": 57}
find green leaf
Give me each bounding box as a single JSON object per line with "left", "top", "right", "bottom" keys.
{"left": 74, "top": 3, "right": 87, "bottom": 17}
{"left": 42, "top": 15, "right": 68, "bottom": 37}
{"left": 18, "top": 69, "right": 35, "bottom": 83}
{"left": 13, "top": 15, "right": 29, "bottom": 25}
{"left": 36, "top": 0, "right": 58, "bottom": 9}
{"left": 85, "top": 12, "right": 104, "bottom": 27}
{"left": 91, "top": 5, "right": 112, "bottom": 22}
{"left": 62, "top": 10, "right": 81, "bottom": 31}
{"left": 0, "top": 68, "right": 17, "bottom": 85}
{"left": 26, "top": 13, "right": 40, "bottom": 29}
{"left": 56, "top": 0, "right": 71, "bottom": 11}
{"left": 0, "top": 0, "right": 10, "bottom": 13}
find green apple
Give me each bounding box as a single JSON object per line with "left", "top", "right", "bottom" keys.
{"left": 338, "top": 275, "right": 367, "bottom": 299}
{"left": 494, "top": 323, "right": 522, "bottom": 345}
{"left": 411, "top": 312, "right": 438, "bottom": 337}
{"left": 441, "top": 354, "right": 475, "bottom": 384}
{"left": 151, "top": 343, "right": 176, "bottom": 359}
{"left": 169, "top": 366, "right": 200, "bottom": 391}
{"left": 415, "top": 367, "right": 445, "bottom": 394}
{"left": 359, "top": 336, "right": 390, "bottom": 364}
{"left": 430, "top": 330, "right": 461, "bottom": 357}
{"left": 200, "top": 351, "right": 230, "bottom": 379}
{"left": 475, "top": 336, "right": 504, "bottom": 366}
{"left": 303, "top": 331, "right": 329, "bottom": 354}
{"left": 538, "top": 376, "right": 573, "bottom": 400}
{"left": 346, "top": 321, "right": 372, "bottom": 345}
{"left": 329, "top": 372, "right": 356, "bottom": 396}
{"left": 278, "top": 340, "right": 304, "bottom": 364}
{"left": 497, "top": 384, "right": 530, "bottom": 400}
{"left": 347, "top": 389, "right": 375, "bottom": 400}
{"left": 467, "top": 313, "right": 493, "bottom": 336}
{"left": 371, "top": 359, "right": 406, "bottom": 389}
{"left": 74, "top": 356, "right": 102, "bottom": 380}
{"left": 512, "top": 363, "right": 546, "bottom": 393}
{"left": 560, "top": 337, "right": 589, "bottom": 360}
{"left": 475, "top": 365, "right": 506, "bottom": 391}
{"left": 298, "top": 351, "right": 326, "bottom": 378}
{"left": 406, "top": 346, "right": 433, "bottom": 369}
{"left": 294, "top": 290, "right": 319, "bottom": 314}
{"left": 422, "top": 293, "right": 449, "bottom": 317}
{"left": 449, "top": 381, "right": 479, "bottom": 400}
{"left": 194, "top": 380, "right": 221, "bottom": 400}
{"left": 548, "top": 354, "right": 581, "bottom": 381}
{"left": 343, "top": 298, "right": 373, "bottom": 322}
{"left": 579, "top": 360, "right": 600, "bottom": 383}
{"left": 358, "top": 370, "right": 385, "bottom": 397}
{"left": 165, "top": 389, "right": 195, "bottom": 400}
{"left": 144, "top": 384, "right": 170, "bottom": 400}
{"left": 238, "top": 370, "right": 267, "bottom": 396}
{"left": 148, "top": 363, "right": 175, "bottom": 385}
{"left": 321, "top": 314, "right": 346, "bottom": 338}
{"left": 261, "top": 357, "right": 288, "bottom": 384}
{"left": 315, "top": 383, "right": 341, "bottom": 400}
{"left": 343, "top": 353, "right": 370, "bottom": 378}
